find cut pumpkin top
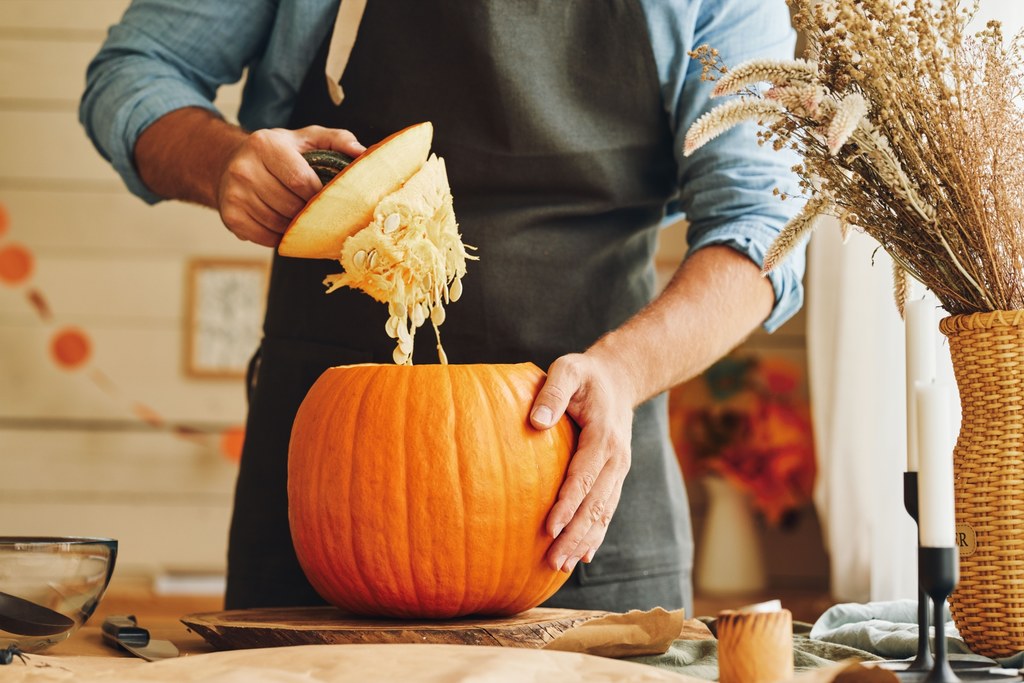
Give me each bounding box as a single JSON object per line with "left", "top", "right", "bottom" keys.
{"left": 279, "top": 122, "right": 475, "bottom": 365}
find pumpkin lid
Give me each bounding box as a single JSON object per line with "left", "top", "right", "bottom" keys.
{"left": 278, "top": 122, "right": 434, "bottom": 260}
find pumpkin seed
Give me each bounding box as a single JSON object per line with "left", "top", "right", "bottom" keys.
{"left": 431, "top": 304, "right": 446, "bottom": 326}
{"left": 384, "top": 213, "right": 401, "bottom": 234}
{"left": 353, "top": 250, "right": 367, "bottom": 268}
{"left": 392, "top": 346, "right": 409, "bottom": 365}
{"left": 385, "top": 315, "right": 400, "bottom": 338}
{"left": 412, "top": 304, "right": 425, "bottom": 328}
{"left": 450, "top": 276, "right": 463, "bottom": 302}
{"left": 367, "top": 250, "right": 378, "bottom": 269}
{"left": 397, "top": 319, "right": 412, "bottom": 344}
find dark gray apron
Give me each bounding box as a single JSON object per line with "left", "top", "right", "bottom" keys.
{"left": 227, "top": 0, "right": 694, "bottom": 615}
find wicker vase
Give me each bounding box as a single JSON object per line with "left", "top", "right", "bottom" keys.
{"left": 939, "top": 310, "right": 1024, "bottom": 658}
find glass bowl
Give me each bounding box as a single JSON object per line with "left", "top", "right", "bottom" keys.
{"left": 0, "top": 537, "right": 117, "bottom": 653}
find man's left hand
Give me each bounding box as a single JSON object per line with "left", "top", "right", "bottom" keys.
{"left": 530, "top": 352, "right": 636, "bottom": 574}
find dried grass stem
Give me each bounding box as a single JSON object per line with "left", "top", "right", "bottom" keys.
{"left": 686, "top": 0, "right": 1024, "bottom": 315}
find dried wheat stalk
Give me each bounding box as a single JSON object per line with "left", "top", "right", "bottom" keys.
{"left": 685, "top": 0, "right": 1024, "bottom": 315}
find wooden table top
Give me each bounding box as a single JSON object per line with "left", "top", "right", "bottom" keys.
{"left": 45, "top": 581, "right": 221, "bottom": 658}
{"left": 39, "top": 577, "right": 830, "bottom": 660}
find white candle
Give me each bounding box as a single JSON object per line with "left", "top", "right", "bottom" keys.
{"left": 905, "top": 297, "right": 936, "bottom": 471}
{"left": 917, "top": 382, "right": 955, "bottom": 547}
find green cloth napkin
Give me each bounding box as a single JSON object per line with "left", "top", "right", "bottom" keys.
{"left": 810, "top": 599, "right": 1024, "bottom": 668}
{"left": 626, "top": 617, "right": 884, "bottom": 679}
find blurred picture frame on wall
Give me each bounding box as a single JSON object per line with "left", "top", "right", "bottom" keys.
{"left": 184, "top": 258, "right": 269, "bottom": 379}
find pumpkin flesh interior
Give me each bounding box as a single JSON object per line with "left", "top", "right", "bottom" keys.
{"left": 323, "top": 154, "right": 475, "bottom": 365}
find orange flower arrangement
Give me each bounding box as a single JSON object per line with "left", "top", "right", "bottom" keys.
{"left": 669, "top": 354, "right": 816, "bottom": 525}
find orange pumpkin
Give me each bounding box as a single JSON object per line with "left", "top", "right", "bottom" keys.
{"left": 288, "top": 362, "right": 577, "bottom": 618}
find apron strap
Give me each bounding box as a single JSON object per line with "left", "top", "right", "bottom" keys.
{"left": 325, "top": 0, "right": 368, "bottom": 106}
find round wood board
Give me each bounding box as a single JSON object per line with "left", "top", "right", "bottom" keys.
{"left": 182, "top": 607, "right": 609, "bottom": 651}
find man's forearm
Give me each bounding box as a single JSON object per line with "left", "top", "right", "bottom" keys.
{"left": 134, "top": 107, "right": 248, "bottom": 206}
{"left": 133, "top": 109, "right": 366, "bottom": 247}
{"left": 588, "top": 244, "right": 775, "bottom": 407}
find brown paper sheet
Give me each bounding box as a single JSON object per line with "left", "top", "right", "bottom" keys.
{"left": 542, "top": 607, "right": 700, "bottom": 658}
{"left": 6, "top": 639, "right": 900, "bottom": 683}
{"left": 6, "top": 643, "right": 704, "bottom": 682}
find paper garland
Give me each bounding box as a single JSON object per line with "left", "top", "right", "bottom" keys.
{"left": 0, "top": 199, "right": 244, "bottom": 463}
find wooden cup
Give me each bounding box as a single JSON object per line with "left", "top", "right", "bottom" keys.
{"left": 717, "top": 608, "right": 793, "bottom": 683}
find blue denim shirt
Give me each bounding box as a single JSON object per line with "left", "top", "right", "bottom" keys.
{"left": 80, "top": 0, "right": 805, "bottom": 331}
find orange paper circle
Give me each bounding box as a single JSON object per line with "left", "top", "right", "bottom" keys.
{"left": 219, "top": 426, "right": 246, "bottom": 463}
{"left": 51, "top": 327, "right": 92, "bottom": 370}
{"left": 0, "top": 243, "right": 33, "bottom": 285}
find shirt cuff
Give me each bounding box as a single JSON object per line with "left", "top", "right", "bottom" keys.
{"left": 686, "top": 221, "right": 806, "bottom": 333}
{"left": 110, "top": 87, "right": 223, "bottom": 205}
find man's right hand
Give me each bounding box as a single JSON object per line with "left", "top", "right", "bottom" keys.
{"left": 217, "top": 125, "right": 365, "bottom": 247}
{"left": 134, "top": 108, "right": 365, "bottom": 247}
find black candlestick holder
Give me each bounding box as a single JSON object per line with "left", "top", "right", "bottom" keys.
{"left": 891, "top": 476, "right": 1015, "bottom": 682}
{"left": 912, "top": 546, "right": 1022, "bottom": 682}
{"left": 919, "top": 546, "right": 960, "bottom": 683}
{"left": 872, "top": 475, "right": 937, "bottom": 679}
{"left": 905, "top": 471, "right": 936, "bottom": 673}
{"left": 882, "top": 472, "right": 935, "bottom": 675}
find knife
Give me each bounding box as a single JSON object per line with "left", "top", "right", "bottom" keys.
{"left": 101, "top": 615, "right": 179, "bottom": 661}
{"left": 302, "top": 150, "right": 353, "bottom": 184}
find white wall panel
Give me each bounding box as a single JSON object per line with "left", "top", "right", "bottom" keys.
{"left": 0, "top": 111, "right": 123, "bottom": 183}
{"left": 0, "top": 189, "right": 268, "bottom": 256}
{"left": 0, "top": 38, "right": 244, "bottom": 108}
{"left": 0, "top": 0, "right": 129, "bottom": 33}
{"left": 0, "top": 254, "right": 187, "bottom": 322}
{"left": 0, "top": 323, "right": 252, "bottom": 423}
{"left": 0, "top": 430, "right": 237, "bottom": 496}
{"left": 0, "top": 39, "right": 103, "bottom": 102}
{"left": 0, "top": 500, "right": 232, "bottom": 575}
{"left": 0, "top": 1, "right": 259, "bottom": 579}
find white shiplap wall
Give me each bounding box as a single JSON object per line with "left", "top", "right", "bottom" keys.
{"left": 0, "top": 1, "right": 268, "bottom": 577}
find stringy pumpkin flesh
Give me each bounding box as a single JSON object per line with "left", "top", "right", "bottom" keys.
{"left": 323, "top": 154, "right": 474, "bottom": 365}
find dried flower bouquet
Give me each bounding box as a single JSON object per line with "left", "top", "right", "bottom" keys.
{"left": 686, "top": 0, "right": 1024, "bottom": 316}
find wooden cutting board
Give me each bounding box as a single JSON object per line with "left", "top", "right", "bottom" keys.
{"left": 182, "top": 607, "right": 609, "bottom": 651}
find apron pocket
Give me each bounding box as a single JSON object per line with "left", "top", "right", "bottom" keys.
{"left": 575, "top": 553, "right": 684, "bottom": 587}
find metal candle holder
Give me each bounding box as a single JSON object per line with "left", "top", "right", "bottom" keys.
{"left": 899, "top": 476, "right": 1019, "bottom": 682}
{"left": 892, "top": 473, "right": 1006, "bottom": 681}
{"left": 918, "top": 546, "right": 960, "bottom": 683}
{"left": 905, "top": 471, "right": 936, "bottom": 673}
{"left": 876, "top": 472, "right": 935, "bottom": 677}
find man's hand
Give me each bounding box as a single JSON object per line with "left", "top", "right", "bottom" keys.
{"left": 526, "top": 247, "right": 776, "bottom": 575}
{"left": 530, "top": 351, "right": 637, "bottom": 574}
{"left": 217, "top": 125, "right": 365, "bottom": 247}
{"left": 134, "top": 108, "right": 365, "bottom": 246}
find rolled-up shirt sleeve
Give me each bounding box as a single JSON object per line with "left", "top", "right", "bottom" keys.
{"left": 79, "top": 1, "right": 276, "bottom": 204}
{"left": 647, "top": 0, "right": 806, "bottom": 332}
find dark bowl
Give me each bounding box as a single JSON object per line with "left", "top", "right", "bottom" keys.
{"left": 0, "top": 536, "right": 117, "bottom": 653}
